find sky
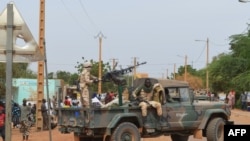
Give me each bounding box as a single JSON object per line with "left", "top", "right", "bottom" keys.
{"left": 0, "top": 0, "right": 250, "bottom": 78}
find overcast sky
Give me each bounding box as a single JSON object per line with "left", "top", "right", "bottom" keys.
{"left": 1, "top": 0, "right": 250, "bottom": 78}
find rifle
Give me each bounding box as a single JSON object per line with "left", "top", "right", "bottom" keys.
{"left": 102, "top": 62, "right": 147, "bottom": 86}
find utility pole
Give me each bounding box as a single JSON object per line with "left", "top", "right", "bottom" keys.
{"left": 36, "top": 0, "right": 45, "bottom": 131}
{"left": 110, "top": 58, "right": 118, "bottom": 70}
{"left": 185, "top": 55, "right": 187, "bottom": 81}
{"left": 195, "top": 38, "right": 209, "bottom": 94}
{"left": 206, "top": 38, "right": 209, "bottom": 94}
{"left": 173, "top": 63, "right": 176, "bottom": 80}
{"left": 166, "top": 69, "right": 168, "bottom": 79}
{"left": 5, "top": 4, "right": 14, "bottom": 141}
{"left": 133, "top": 57, "right": 137, "bottom": 80}
{"left": 95, "top": 32, "right": 105, "bottom": 94}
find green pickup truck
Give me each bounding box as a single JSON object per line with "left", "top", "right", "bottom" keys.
{"left": 57, "top": 78, "right": 233, "bottom": 141}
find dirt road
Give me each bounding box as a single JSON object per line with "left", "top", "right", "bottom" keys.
{"left": 10, "top": 109, "right": 250, "bottom": 141}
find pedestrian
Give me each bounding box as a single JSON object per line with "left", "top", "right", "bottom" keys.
{"left": 0, "top": 105, "right": 5, "bottom": 141}
{"left": 31, "top": 104, "right": 36, "bottom": 115}
{"left": 63, "top": 96, "right": 71, "bottom": 107}
{"left": 71, "top": 94, "right": 80, "bottom": 108}
{"left": 227, "top": 91, "right": 234, "bottom": 109}
{"left": 207, "top": 91, "right": 211, "bottom": 101}
{"left": 240, "top": 91, "right": 247, "bottom": 110}
{"left": 231, "top": 90, "right": 236, "bottom": 109}
{"left": 41, "top": 99, "right": 49, "bottom": 130}
{"left": 20, "top": 98, "right": 32, "bottom": 141}
{"left": 12, "top": 102, "right": 21, "bottom": 128}
{"left": 104, "top": 92, "right": 113, "bottom": 104}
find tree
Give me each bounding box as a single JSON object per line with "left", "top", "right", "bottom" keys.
{"left": 74, "top": 58, "right": 116, "bottom": 93}
{"left": 0, "top": 63, "right": 36, "bottom": 98}
{"left": 208, "top": 29, "right": 250, "bottom": 95}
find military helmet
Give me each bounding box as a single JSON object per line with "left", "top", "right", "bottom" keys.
{"left": 83, "top": 62, "right": 92, "bottom": 68}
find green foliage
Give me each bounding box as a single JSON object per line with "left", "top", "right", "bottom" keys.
{"left": 177, "top": 65, "right": 198, "bottom": 76}
{"left": 73, "top": 57, "right": 116, "bottom": 93}
{"left": 209, "top": 29, "right": 250, "bottom": 95}
{"left": 0, "top": 63, "right": 36, "bottom": 97}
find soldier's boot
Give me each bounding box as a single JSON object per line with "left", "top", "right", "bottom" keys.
{"left": 142, "top": 116, "right": 150, "bottom": 128}
{"left": 158, "top": 116, "right": 168, "bottom": 127}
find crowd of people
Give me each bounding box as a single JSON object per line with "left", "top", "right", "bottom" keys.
{"left": 0, "top": 97, "right": 59, "bottom": 141}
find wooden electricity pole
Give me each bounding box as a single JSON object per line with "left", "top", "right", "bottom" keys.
{"left": 95, "top": 32, "right": 105, "bottom": 94}
{"left": 36, "top": 0, "right": 45, "bottom": 131}
{"left": 173, "top": 63, "right": 176, "bottom": 80}
{"left": 133, "top": 57, "right": 137, "bottom": 80}
{"left": 206, "top": 38, "right": 209, "bottom": 94}
{"left": 110, "top": 58, "right": 118, "bottom": 70}
{"left": 184, "top": 55, "right": 187, "bottom": 81}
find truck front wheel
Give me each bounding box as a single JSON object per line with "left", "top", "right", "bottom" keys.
{"left": 206, "top": 117, "right": 225, "bottom": 141}
{"left": 111, "top": 122, "right": 140, "bottom": 141}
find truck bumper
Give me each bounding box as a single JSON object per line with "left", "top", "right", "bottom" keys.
{"left": 226, "top": 120, "right": 234, "bottom": 125}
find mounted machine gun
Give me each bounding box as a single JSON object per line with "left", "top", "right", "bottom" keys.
{"left": 102, "top": 61, "right": 147, "bottom": 105}
{"left": 102, "top": 61, "right": 147, "bottom": 85}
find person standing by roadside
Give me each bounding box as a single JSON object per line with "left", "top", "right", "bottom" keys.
{"left": 240, "top": 91, "right": 247, "bottom": 110}
{"left": 12, "top": 102, "right": 21, "bottom": 128}
{"left": 20, "top": 98, "right": 32, "bottom": 141}
{"left": 231, "top": 90, "right": 236, "bottom": 109}
{"left": 0, "top": 105, "right": 5, "bottom": 141}
{"left": 227, "top": 90, "right": 235, "bottom": 109}
{"left": 41, "top": 99, "right": 49, "bottom": 130}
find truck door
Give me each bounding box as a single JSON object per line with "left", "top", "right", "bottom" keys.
{"left": 164, "top": 87, "right": 200, "bottom": 129}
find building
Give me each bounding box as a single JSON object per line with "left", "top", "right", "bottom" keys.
{"left": 12, "top": 78, "right": 62, "bottom": 105}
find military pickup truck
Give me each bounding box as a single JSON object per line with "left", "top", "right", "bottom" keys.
{"left": 57, "top": 78, "right": 233, "bottom": 141}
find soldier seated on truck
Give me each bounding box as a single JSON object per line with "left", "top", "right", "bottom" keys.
{"left": 133, "top": 78, "right": 168, "bottom": 127}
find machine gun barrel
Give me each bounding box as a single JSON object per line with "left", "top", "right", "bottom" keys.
{"left": 102, "top": 61, "right": 147, "bottom": 85}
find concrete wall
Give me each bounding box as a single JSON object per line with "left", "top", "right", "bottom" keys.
{"left": 12, "top": 78, "right": 62, "bottom": 105}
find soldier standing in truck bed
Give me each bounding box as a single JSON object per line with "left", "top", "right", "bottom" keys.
{"left": 79, "top": 62, "right": 98, "bottom": 108}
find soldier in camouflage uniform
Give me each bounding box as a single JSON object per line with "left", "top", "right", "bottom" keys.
{"left": 133, "top": 78, "right": 167, "bottom": 127}
{"left": 79, "top": 62, "right": 98, "bottom": 108}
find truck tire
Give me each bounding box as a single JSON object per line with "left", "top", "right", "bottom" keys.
{"left": 206, "top": 117, "right": 225, "bottom": 141}
{"left": 170, "top": 134, "right": 189, "bottom": 141}
{"left": 111, "top": 122, "right": 140, "bottom": 141}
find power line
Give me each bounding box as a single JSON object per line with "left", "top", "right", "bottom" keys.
{"left": 60, "top": 0, "right": 92, "bottom": 36}
{"left": 78, "top": 0, "right": 100, "bottom": 32}
{"left": 194, "top": 43, "right": 206, "bottom": 63}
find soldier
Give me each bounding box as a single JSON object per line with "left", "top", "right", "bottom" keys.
{"left": 133, "top": 78, "right": 167, "bottom": 127}
{"left": 79, "top": 62, "right": 98, "bottom": 108}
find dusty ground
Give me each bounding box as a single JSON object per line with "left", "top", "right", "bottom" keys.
{"left": 10, "top": 109, "right": 250, "bottom": 141}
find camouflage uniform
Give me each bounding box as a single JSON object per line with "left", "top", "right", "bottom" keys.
{"left": 79, "top": 62, "right": 97, "bottom": 107}
{"left": 133, "top": 78, "right": 167, "bottom": 127}
{"left": 134, "top": 82, "right": 162, "bottom": 117}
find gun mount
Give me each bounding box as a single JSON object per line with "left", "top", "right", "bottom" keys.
{"left": 102, "top": 61, "right": 147, "bottom": 86}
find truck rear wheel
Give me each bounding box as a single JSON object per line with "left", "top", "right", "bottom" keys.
{"left": 170, "top": 134, "right": 189, "bottom": 141}
{"left": 111, "top": 122, "right": 140, "bottom": 141}
{"left": 206, "top": 117, "right": 225, "bottom": 141}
